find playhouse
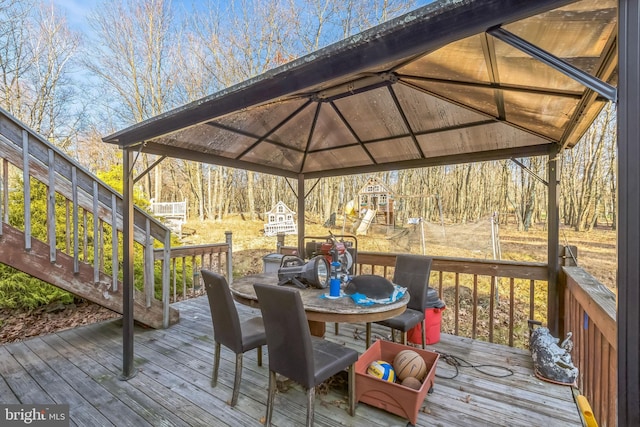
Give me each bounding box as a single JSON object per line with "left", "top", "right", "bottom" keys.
{"left": 357, "top": 177, "right": 395, "bottom": 226}
{"left": 264, "top": 201, "right": 297, "bottom": 236}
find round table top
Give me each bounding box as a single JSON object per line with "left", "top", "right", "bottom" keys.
{"left": 229, "top": 273, "right": 409, "bottom": 323}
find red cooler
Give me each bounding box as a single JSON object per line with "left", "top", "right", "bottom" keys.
{"left": 408, "top": 287, "right": 445, "bottom": 345}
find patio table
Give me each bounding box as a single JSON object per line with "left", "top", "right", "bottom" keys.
{"left": 229, "top": 272, "right": 408, "bottom": 337}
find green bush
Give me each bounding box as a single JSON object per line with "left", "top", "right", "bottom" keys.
{"left": 3, "top": 166, "right": 177, "bottom": 309}
{"left": 0, "top": 265, "right": 74, "bottom": 309}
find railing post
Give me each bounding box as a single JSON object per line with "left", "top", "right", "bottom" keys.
{"left": 162, "top": 229, "right": 171, "bottom": 328}
{"left": 225, "top": 231, "right": 233, "bottom": 284}
{"left": 111, "top": 194, "right": 118, "bottom": 292}
{"left": 1, "top": 159, "right": 7, "bottom": 235}
{"left": 93, "top": 181, "right": 100, "bottom": 284}
{"left": 557, "top": 245, "right": 578, "bottom": 338}
{"left": 47, "top": 149, "right": 56, "bottom": 263}
{"left": 144, "top": 218, "right": 154, "bottom": 308}
{"left": 22, "top": 130, "right": 31, "bottom": 251}
{"left": 72, "top": 166, "right": 79, "bottom": 274}
{"left": 277, "top": 233, "right": 285, "bottom": 253}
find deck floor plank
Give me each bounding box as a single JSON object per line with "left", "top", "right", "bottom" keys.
{"left": 54, "top": 328, "right": 215, "bottom": 427}
{"left": 66, "top": 319, "right": 237, "bottom": 426}
{"left": 0, "top": 346, "right": 55, "bottom": 404}
{"left": 0, "top": 296, "right": 583, "bottom": 427}
{"left": 4, "top": 341, "right": 113, "bottom": 426}
{"left": 40, "top": 332, "right": 197, "bottom": 427}
{"left": 23, "top": 337, "right": 155, "bottom": 427}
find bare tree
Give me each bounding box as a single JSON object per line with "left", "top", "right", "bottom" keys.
{"left": 0, "top": 0, "right": 81, "bottom": 146}
{"left": 561, "top": 104, "right": 615, "bottom": 231}
{"left": 86, "top": 0, "right": 178, "bottom": 202}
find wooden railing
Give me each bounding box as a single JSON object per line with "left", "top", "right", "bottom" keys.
{"left": 280, "top": 246, "right": 548, "bottom": 349}
{"left": 282, "top": 242, "right": 617, "bottom": 425}
{"left": 154, "top": 234, "right": 232, "bottom": 302}
{"left": 0, "top": 107, "right": 174, "bottom": 327}
{"left": 562, "top": 266, "right": 617, "bottom": 427}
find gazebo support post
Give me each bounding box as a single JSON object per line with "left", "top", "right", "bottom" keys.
{"left": 547, "top": 145, "right": 560, "bottom": 336}
{"left": 120, "top": 147, "right": 136, "bottom": 380}
{"left": 618, "top": 1, "right": 640, "bottom": 424}
{"left": 297, "top": 174, "right": 305, "bottom": 256}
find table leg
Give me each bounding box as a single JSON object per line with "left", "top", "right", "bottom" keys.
{"left": 308, "top": 320, "right": 326, "bottom": 337}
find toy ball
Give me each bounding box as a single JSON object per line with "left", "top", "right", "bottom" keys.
{"left": 367, "top": 360, "right": 396, "bottom": 382}
{"left": 401, "top": 376, "right": 423, "bottom": 390}
{"left": 393, "top": 349, "right": 427, "bottom": 381}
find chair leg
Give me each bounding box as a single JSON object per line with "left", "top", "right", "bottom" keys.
{"left": 306, "top": 387, "right": 315, "bottom": 427}
{"left": 212, "top": 341, "right": 221, "bottom": 387}
{"left": 266, "top": 370, "right": 276, "bottom": 426}
{"left": 390, "top": 328, "right": 396, "bottom": 343}
{"left": 230, "top": 353, "right": 243, "bottom": 407}
{"left": 257, "top": 345, "right": 263, "bottom": 366}
{"left": 401, "top": 330, "right": 407, "bottom": 345}
{"left": 365, "top": 323, "right": 371, "bottom": 348}
{"left": 421, "top": 319, "right": 426, "bottom": 349}
{"left": 348, "top": 363, "right": 356, "bottom": 416}
{"left": 335, "top": 322, "right": 339, "bottom": 335}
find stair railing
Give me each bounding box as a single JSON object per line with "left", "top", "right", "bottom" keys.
{"left": 0, "top": 107, "right": 174, "bottom": 327}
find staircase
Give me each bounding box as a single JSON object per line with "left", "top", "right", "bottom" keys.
{"left": 0, "top": 107, "right": 178, "bottom": 329}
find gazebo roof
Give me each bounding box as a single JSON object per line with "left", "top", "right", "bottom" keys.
{"left": 103, "top": 0, "right": 617, "bottom": 179}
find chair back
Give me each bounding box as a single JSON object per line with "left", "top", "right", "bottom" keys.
{"left": 253, "top": 283, "right": 315, "bottom": 388}
{"left": 202, "top": 270, "right": 243, "bottom": 352}
{"left": 393, "top": 255, "right": 432, "bottom": 311}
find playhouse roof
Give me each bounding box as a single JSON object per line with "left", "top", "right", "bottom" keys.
{"left": 358, "top": 177, "right": 393, "bottom": 195}
{"left": 266, "top": 201, "right": 295, "bottom": 215}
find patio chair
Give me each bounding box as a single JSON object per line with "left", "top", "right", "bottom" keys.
{"left": 365, "top": 255, "right": 432, "bottom": 349}
{"left": 202, "top": 269, "right": 267, "bottom": 407}
{"left": 253, "top": 283, "right": 359, "bottom": 427}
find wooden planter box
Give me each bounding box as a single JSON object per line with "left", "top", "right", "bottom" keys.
{"left": 355, "top": 340, "right": 439, "bottom": 425}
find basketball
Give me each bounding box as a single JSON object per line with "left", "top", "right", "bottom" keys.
{"left": 367, "top": 360, "right": 396, "bottom": 382}
{"left": 401, "top": 376, "right": 423, "bottom": 390}
{"left": 393, "top": 349, "right": 427, "bottom": 381}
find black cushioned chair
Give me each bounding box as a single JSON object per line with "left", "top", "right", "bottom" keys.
{"left": 253, "top": 283, "right": 359, "bottom": 426}
{"left": 202, "top": 270, "right": 266, "bottom": 407}
{"left": 365, "top": 255, "right": 433, "bottom": 349}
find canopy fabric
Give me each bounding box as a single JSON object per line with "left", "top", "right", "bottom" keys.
{"left": 103, "top": 0, "right": 617, "bottom": 179}
{"left": 103, "top": 4, "right": 640, "bottom": 424}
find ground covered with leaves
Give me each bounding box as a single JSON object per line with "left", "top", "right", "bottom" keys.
{"left": 0, "top": 301, "right": 119, "bottom": 343}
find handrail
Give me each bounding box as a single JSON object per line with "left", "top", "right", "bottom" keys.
{"left": 562, "top": 266, "right": 616, "bottom": 427}
{"left": 0, "top": 107, "right": 173, "bottom": 326}
{"left": 0, "top": 109, "right": 168, "bottom": 241}
{"left": 280, "top": 246, "right": 548, "bottom": 348}
{"left": 154, "top": 237, "right": 233, "bottom": 302}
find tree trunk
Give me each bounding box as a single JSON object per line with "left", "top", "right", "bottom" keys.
{"left": 247, "top": 170, "right": 255, "bottom": 220}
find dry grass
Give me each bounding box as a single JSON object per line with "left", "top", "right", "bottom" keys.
{"left": 183, "top": 214, "right": 616, "bottom": 291}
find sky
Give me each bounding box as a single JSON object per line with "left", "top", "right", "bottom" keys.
{"left": 52, "top": 0, "right": 435, "bottom": 36}
{"left": 51, "top": 0, "right": 97, "bottom": 31}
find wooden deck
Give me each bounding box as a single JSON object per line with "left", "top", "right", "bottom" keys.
{"left": 0, "top": 297, "right": 583, "bottom": 426}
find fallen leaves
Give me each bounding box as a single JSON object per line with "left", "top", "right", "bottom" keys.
{"left": 0, "top": 301, "right": 119, "bottom": 344}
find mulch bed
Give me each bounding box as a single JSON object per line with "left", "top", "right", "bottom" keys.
{"left": 0, "top": 301, "right": 119, "bottom": 344}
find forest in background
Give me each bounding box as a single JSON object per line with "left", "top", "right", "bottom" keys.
{"left": 0, "top": 0, "right": 617, "bottom": 234}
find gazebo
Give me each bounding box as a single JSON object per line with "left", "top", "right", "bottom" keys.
{"left": 104, "top": 0, "right": 638, "bottom": 423}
